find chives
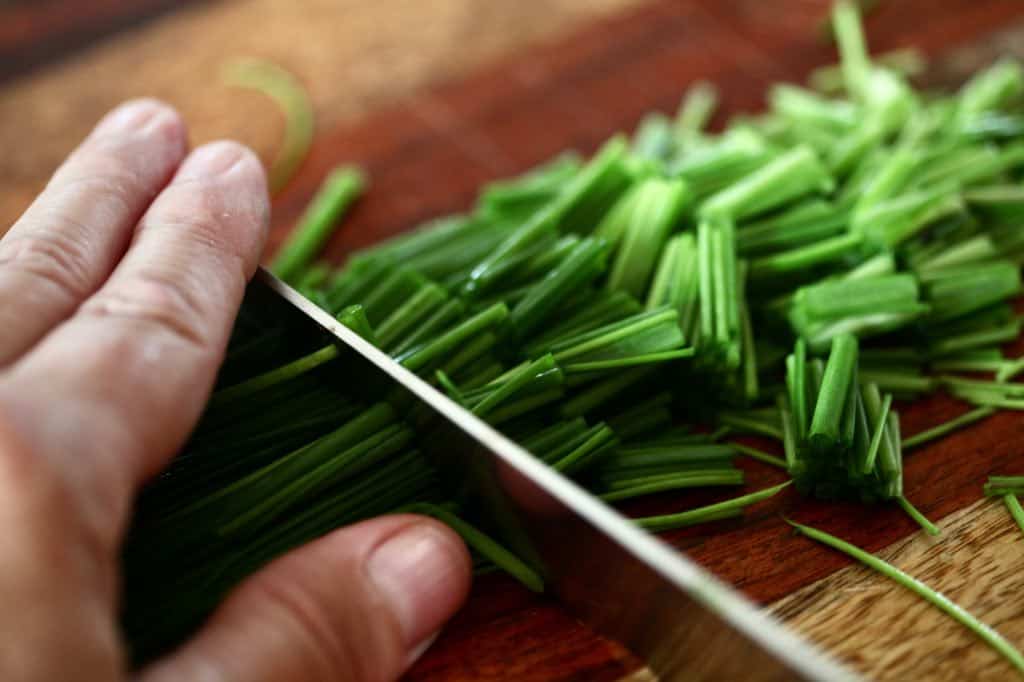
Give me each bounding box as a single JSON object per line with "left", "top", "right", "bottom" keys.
{"left": 789, "top": 519, "right": 1024, "bottom": 675}
{"left": 271, "top": 166, "right": 366, "bottom": 283}
{"left": 634, "top": 481, "right": 791, "bottom": 532}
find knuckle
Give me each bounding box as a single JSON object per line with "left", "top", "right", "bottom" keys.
{"left": 0, "top": 228, "right": 96, "bottom": 301}
{"left": 243, "top": 570, "right": 363, "bottom": 680}
{"left": 82, "top": 269, "right": 212, "bottom": 349}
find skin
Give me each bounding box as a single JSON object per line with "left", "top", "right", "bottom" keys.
{"left": 0, "top": 99, "right": 472, "bottom": 682}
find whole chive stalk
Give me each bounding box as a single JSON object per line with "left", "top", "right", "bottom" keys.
{"left": 902, "top": 406, "right": 996, "bottom": 450}
{"left": 788, "top": 519, "right": 1024, "bottom": 675}
{"left": 222, "top": 58, "right": 314, "bottom": 194}
{"left": 634, "top": 480, "right": 791, "bottom": 532}
{"left": 271, "top": 167, "right": 367, "bottom": 283}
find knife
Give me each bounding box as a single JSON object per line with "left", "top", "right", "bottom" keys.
{"left": 250, "top": 266, "right": 859, "bottom": 682}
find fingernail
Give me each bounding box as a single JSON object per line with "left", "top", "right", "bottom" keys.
{"left": 96, "top": 99, "right": 175, "bottom": 136}
{"left": 181, "top": 141, "right": 253, "bottom": 178}
{"left": 406, "top": 631, "right": 440, "bottom": 667}
{"left": 366, "top": 523, "right": 467, "bottom": 648}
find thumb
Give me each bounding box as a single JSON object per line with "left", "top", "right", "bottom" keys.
{"left": 138, "top": 515, "right": 472, "bottom": 682}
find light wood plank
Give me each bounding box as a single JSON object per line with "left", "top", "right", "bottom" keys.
{"left": 772, "top": 499, "right": 1024, "bottom": 681}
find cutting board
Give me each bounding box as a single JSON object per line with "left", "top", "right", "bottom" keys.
{"left": 2, "top": 1, "right": 1024, "bottom": 680}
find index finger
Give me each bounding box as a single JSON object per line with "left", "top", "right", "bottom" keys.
{"left": 0, "top": 141, "right": 269, "bottom": 520}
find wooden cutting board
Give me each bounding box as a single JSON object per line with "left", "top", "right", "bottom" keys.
{"left": 3, "top": 1, "right": 1024, "bottom": 680}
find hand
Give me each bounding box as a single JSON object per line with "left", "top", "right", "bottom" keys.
{"left": 0, "top": 99, "right": 471, "bottom": 682}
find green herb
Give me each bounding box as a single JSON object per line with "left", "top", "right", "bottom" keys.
{"left": 634, "top": 481, "right": 791, "bottom": 532}
{"left": 902, "top": 407, "right": 997, "bottom": 450}
{"left": 271, "top": 166, "right": 366, "bottom": 283}
{"left": 221, "top": 58, "right": 314, "bottom": 194}
{"left": 788, "top": 519, "right": 1024, "bottom": 675}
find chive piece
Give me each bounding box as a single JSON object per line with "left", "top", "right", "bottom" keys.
{"left": 902, "top": 406, "right": 997, "bottom": 450}
{"left": 510, "top": 238, "right": 608, "bottom": 339}
{"left": 1003, "top": 494, "right": 1024, "bottom": 538}
{"left": 862, "top": 393, "right": 893, "bottom": 474}
{"left": 599, "top": 470, "right": 744, "bottom": 502}
{"left": 271, "top": 167, "right": 366, "bottom": 282}
{"left": 676, "top": 81, "right": 718, "bottom": 139}
{"left": 810, "top": 334, "right": 858, "bottom": 447}
{"left": 634, "top": 481, "right": 791, "bottom": 532}
{"left": 604, "top": 177, "right": 691, "bottom": 298}
{"left": 699, "top": 145, "right": 835, "bottom": 221}
{"left": 402, "top": 503, "right": 544, "bottom": 593}
{"left": 222, "top": 58, "right": 314, "bottom": 194}
{"left": 788, "top": 519, "right": 1024, "bottom": 674}
{"left": 896, "top": 496, "right": 941, "bottom": 536}
{"left": 728, "top": 442, "right": 789, "bottom": 469}
{"left": 396, "top": 303, "right": 509, "bottom": 373}
{"left": 209, "top": 344, "right": 338, "bottom": 407}
{"left": 718, "top": 410, "right": 785, "bottom": 440}
{"left": 463, "top": 136, "right": 628, "bottom": 296}
{"left": 984, "top": 476, "right": 1024, "bottom": 497}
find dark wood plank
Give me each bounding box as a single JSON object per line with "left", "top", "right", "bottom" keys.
{"left": 0, "top": 0, "right": 207, "bottom": 83}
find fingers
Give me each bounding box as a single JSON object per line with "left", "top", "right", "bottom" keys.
{"left": 0, "top": 99, "right": 187, "bottom": 366}
{"left": 0, "top": 141, "right": 268, "bottom": 539}
{"left": 139, "top": 515, "right": 472, "bottom": 682}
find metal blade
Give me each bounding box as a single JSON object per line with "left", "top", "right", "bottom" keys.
{"left": 252, "top": 268, "right": 858, "bottom": 682}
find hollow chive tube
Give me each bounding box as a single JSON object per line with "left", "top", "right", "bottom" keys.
{"left": 809, "top": 334, "right": 858, "bottom": 448}
{"left": 698, "top": 145, "right": 835, "bottom": 221}
{"left": 271, "top": 166, "right": 366, "bottom": 283}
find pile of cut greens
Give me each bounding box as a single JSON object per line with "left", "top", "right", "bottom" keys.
{"left": 124, "top": 2, "right": 1024, "bottom": 673}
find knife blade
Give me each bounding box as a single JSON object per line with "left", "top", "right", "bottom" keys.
{"left": 250, "top": 267, "right": 858, "bottom": 681}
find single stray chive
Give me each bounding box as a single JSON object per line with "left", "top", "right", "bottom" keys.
{"left": 902, "top": 406, "right": 997, "bottom": 450}
{"left": 221, "top": 58, "right": 314, "bottom": 194}
{"left": 788, "top": 518, "right": 1024, "bottom": 675}
{"left": 634, "top": 480, "right": 791, "bottom": 532}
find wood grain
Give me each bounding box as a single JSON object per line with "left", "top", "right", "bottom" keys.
{"left": 772, "top": 500, "right": 1024, "bottom": 681}
{"left": 0, "top": 0, "right": 646, "bottom": 231}
{"left": 3, "top": 1, "right": 1024, "bottom": 680}
{"left": 0, "top": 0, "right": 203, "bottom": 83}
